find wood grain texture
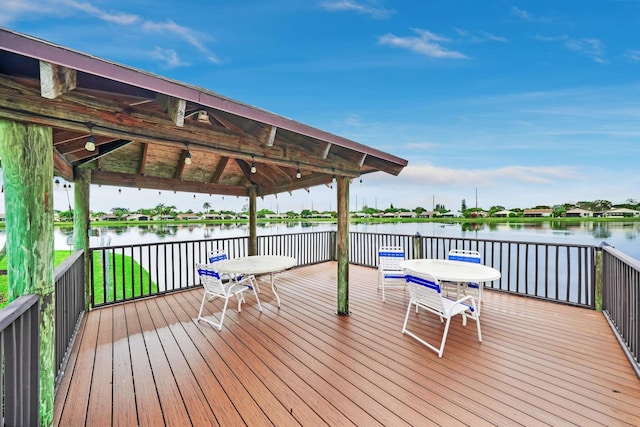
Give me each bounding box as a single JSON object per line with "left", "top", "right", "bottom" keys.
{"left": 55, "top": 262, "right": 640, "bottom": 426}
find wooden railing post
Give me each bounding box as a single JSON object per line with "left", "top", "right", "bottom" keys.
{"left": 412, "top": 232, "right": 422, "bottom": 259}
{"left": 595, "top": 242, "right": 608, "bottom": 312}
{"left": 329, "top": 231, "right": 336, "bottom": 261}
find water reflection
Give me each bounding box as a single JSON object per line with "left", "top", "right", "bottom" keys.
{"left": 1, "top": 220, "right": 637, "bottom": 260}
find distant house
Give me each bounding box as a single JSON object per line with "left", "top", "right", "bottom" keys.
{"left": 565, "top": 208, "right": 592, "bottom": 218}
{"left": 176, "top": 213, "right": 199, "bottom": 220}
{"left": 493, "top": 210, "right": 515, "bottom": 218}
{"left": 201, "top": 213, "right": 222, "bottom": 220}
{"left": 604, "top": 208, "right": 640, "bottom": 217}
{"left": 126, "top": 214, "right": 149, "bottom": 221}
{"left": 523, "top": 209, "right": 552, "bottom": 218}
{"left": 397, "top": 211, "right": 417, "bottom": 218}
{"left": 152, "top": 214, "right": 173, "bottom": 221}
{"left": 100, "top": 214, "right": 119, "bottom": 221}
{"left": 418, "top": 211, "right": 434, "bottom": 218}
{"left": 438, "top": 212, "right": 456, "bottom": 218}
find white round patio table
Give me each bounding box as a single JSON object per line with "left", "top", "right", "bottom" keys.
{"left": 399, "top": 259, "right": 501, "bottom": 283}
{"left": 216, "top": 255, "right": 297, "bottom": 307}
{"left": 399, "top": 259, "right": 501, "bottom": 315}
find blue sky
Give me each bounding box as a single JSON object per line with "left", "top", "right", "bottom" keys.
{"left": 3, "top": 0, "right": 640, "bottom": 214}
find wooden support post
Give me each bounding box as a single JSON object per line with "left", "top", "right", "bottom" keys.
{"left": 412, "top": 232, "right": 422, "bottom": 259}
{"left": 249, "top": 185, "right": 257, "bottom": 256}
{"left": 336, "top": 176, "right": 350, "bottom": 315}
{"left": 74, "top": 168, "right": 91, "bottom": 309}
{"left": 0, "top": 119, "right": 55, "bottom": 426}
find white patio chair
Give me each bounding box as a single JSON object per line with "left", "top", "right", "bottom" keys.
{"left": 196, "top": 263, "right": 262, "bottom": 330}
{"left": 402, "top": 269, "right": 481, "bottom": 358}
{"left": 377, "top": 246, "right": 406, "bottom": 302}
{"left": 208, "top": 249, "right": 259, "bottom": 292}
{"left": 445, "top": 249, "right": 483, "bottom": 312}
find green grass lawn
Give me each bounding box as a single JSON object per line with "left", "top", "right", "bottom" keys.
{"left": 1, "top": 250, "right": 157, "bottom": 308}
{"left": 0, "top": 251, "right": 72, "bottom": 307}
{"left": 91, "top": 251, "right": 157, "bottom": 305}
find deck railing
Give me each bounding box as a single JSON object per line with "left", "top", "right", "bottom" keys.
{"left": 89, "top": 232, "right": 334, "bottom": 307}
{"left": 0, "top": 294, "right": 40, "bottom": 427}
{"left": 54, "top": 250, "right": 86, "bottom": 389}
{"left": 349, "top": 232, "right": 596, "bottom": 308}
{"left": 89, "top": 231, "right": 596, "bottom": 309}
{"left": 602, "top": 244, "right": 640, "bottom": 377}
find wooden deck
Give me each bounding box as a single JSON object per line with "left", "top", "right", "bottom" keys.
{"left": 54, "top": 262, "right": 640, "bottom": 426}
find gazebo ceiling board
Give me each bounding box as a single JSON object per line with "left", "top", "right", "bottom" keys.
{"left": 0, "top": 29, "right": 408, "bottom": 197}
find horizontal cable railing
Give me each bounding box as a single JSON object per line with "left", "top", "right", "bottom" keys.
{"left": 602, "top": 245, "right": 640, "bottom": 378}
{"left": 349, "top": 232, "right": 596, "bottom": 308}
{"left": 0, "top": 294, "right": 40, "bottom": 427}
{"left": 54, "top": 250, "right": 86, "bottom": 390}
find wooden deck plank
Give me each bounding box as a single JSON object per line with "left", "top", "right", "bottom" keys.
{"left": 153, "top": 295, "right": 257, "bottom": 427}
{"left": 144, "top": 297, "right": 221, "bottom": 426}
{"left": 136, "top": 299, "right": 192, "bottom": 426}
{"left": 86, "top": 307, "right": 113, "bottom": 426}
{"left": 123, "top": 301, "right": 165, "bottom": 427}
{"left": 277, "top": 264, "right": 549, "bottom": 426}
{"left": 56, "top": 306, "right": 100, "bottom": 426}
{"left": 54, "top": 262, "right": 640, "bottom": 427}
{"left": 111, "top": 304, "right": 138, "bottom": 427}
{"left": 171, "top": 291, "right": 301, "bottom": 426}
{"left": 179, "top": 289, "right": 331, "bottom": 426}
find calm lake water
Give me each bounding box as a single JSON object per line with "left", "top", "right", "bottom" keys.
{"left": 38, "top": 220, "right": 640, "bottom": 262}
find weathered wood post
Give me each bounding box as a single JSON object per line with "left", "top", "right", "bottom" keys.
{"left": 0, "top": 120, "right": 55, "bottom": 426}
{"left": 73, "top": 168, "right": 91, "bottom": 309}
{"left": 336, "top": 176, "right": 349, "bottom": 315}
{"left": 248, "top": 185, "right": 257, "bottom": 256}
{"left": 412, "top": 232, "right": 422, "bottom": 259}
{"left": 595, "top": 243, "right": 606, "bottom": 312}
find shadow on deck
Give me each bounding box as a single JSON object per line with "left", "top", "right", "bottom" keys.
{"left": 54, "top": 262, "right": 640, "bottom": 426}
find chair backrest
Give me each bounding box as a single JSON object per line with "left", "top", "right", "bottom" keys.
{"left": 378, "top": 246, "right": 405, "bottom": 270}
{"left": 208, "top": 249, "right": 229, "bottom": 264}
{"left": 196, "top": 263, "right": 225, "bottom": 293}
{"left": 404, "top": 269, "right": 445, "bottom": 312}
{"left": 448, "top": 249, "right": 481, "bottom": 264}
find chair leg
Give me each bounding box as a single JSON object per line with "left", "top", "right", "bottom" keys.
{"left": 401, "top": 300, "right": 413, "bottom": 333}
{"left": 250, "top": 276, "right": 263, "bottom": 312}
{"left": 197, "top": 291, "right": 208, "bottom": 322}
{"left": 438, "top": 317, "right": 453, "bottom": 358}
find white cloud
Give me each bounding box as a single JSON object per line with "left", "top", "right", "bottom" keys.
{"left": 623, "top": 49, "right": 640, "bottom": 62}
{"left": 511, "top": 7, "right": 553, "bottom": 24}
{"left": 534, "top": 34, "right": 607, "bottom": 64}
{"left": 60, "top": 0, "right": 140, "bottom": 25}
{"left": 320, "top": 0, "right": 394, "bottom": 19}
{"left": 150, "top": 47, "right": 189, "bottom": 68}
{"left": 379, "top": 28, "right": 468, "bottom": 59}
{"left": 564, "top": 37, "right": 607, "bottom": 64}
{"left": 142, "top": 20, "right": 220, "bottom": 64}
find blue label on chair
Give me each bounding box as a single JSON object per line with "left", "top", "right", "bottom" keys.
{"left": 406, "top": 275, "right": 440, "bottom": 292}
{"left": 198, "top": 268, "right": 221, "bottom": 280}
{"left": 379, "top": 252, "right": 404, "bottom": 257}
{"left": 209, "top": 254, "right": 228, "bottom": 263}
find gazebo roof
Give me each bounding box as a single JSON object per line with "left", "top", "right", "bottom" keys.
{"left": 0, "top": 28, "right": 407, "bottom": 197}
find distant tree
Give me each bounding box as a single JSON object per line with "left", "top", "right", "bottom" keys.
{"left": 111, "top": 207, "right": 130, "bottom": 219}
{"left": 593, "top": 200, "right": 612, "bottom": 211}
{"left": 461, "top": 199, "right": 467, "bottom": 212}
{"left": 202, "top": 202, "right": 211, "bottom": 213}
{"left": 552, "top": 204, "right": 566, "bottom": 217}
{"left": 300, "top": 209, "right": 312, "bottom": 218}
{"left": 488, "top": 205, "right": 504, "bottom": 216}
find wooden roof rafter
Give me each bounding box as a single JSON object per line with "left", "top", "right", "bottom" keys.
{"left": 0, "top": 28, "right": 408, "bottom": 197}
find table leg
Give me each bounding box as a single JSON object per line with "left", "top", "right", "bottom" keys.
{"left": 271, "top": 272, "right": 281, "bottom": 307}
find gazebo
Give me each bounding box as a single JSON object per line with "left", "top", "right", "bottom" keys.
{"left": 0, "top": 28, "right": 407, "bottom": 424}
